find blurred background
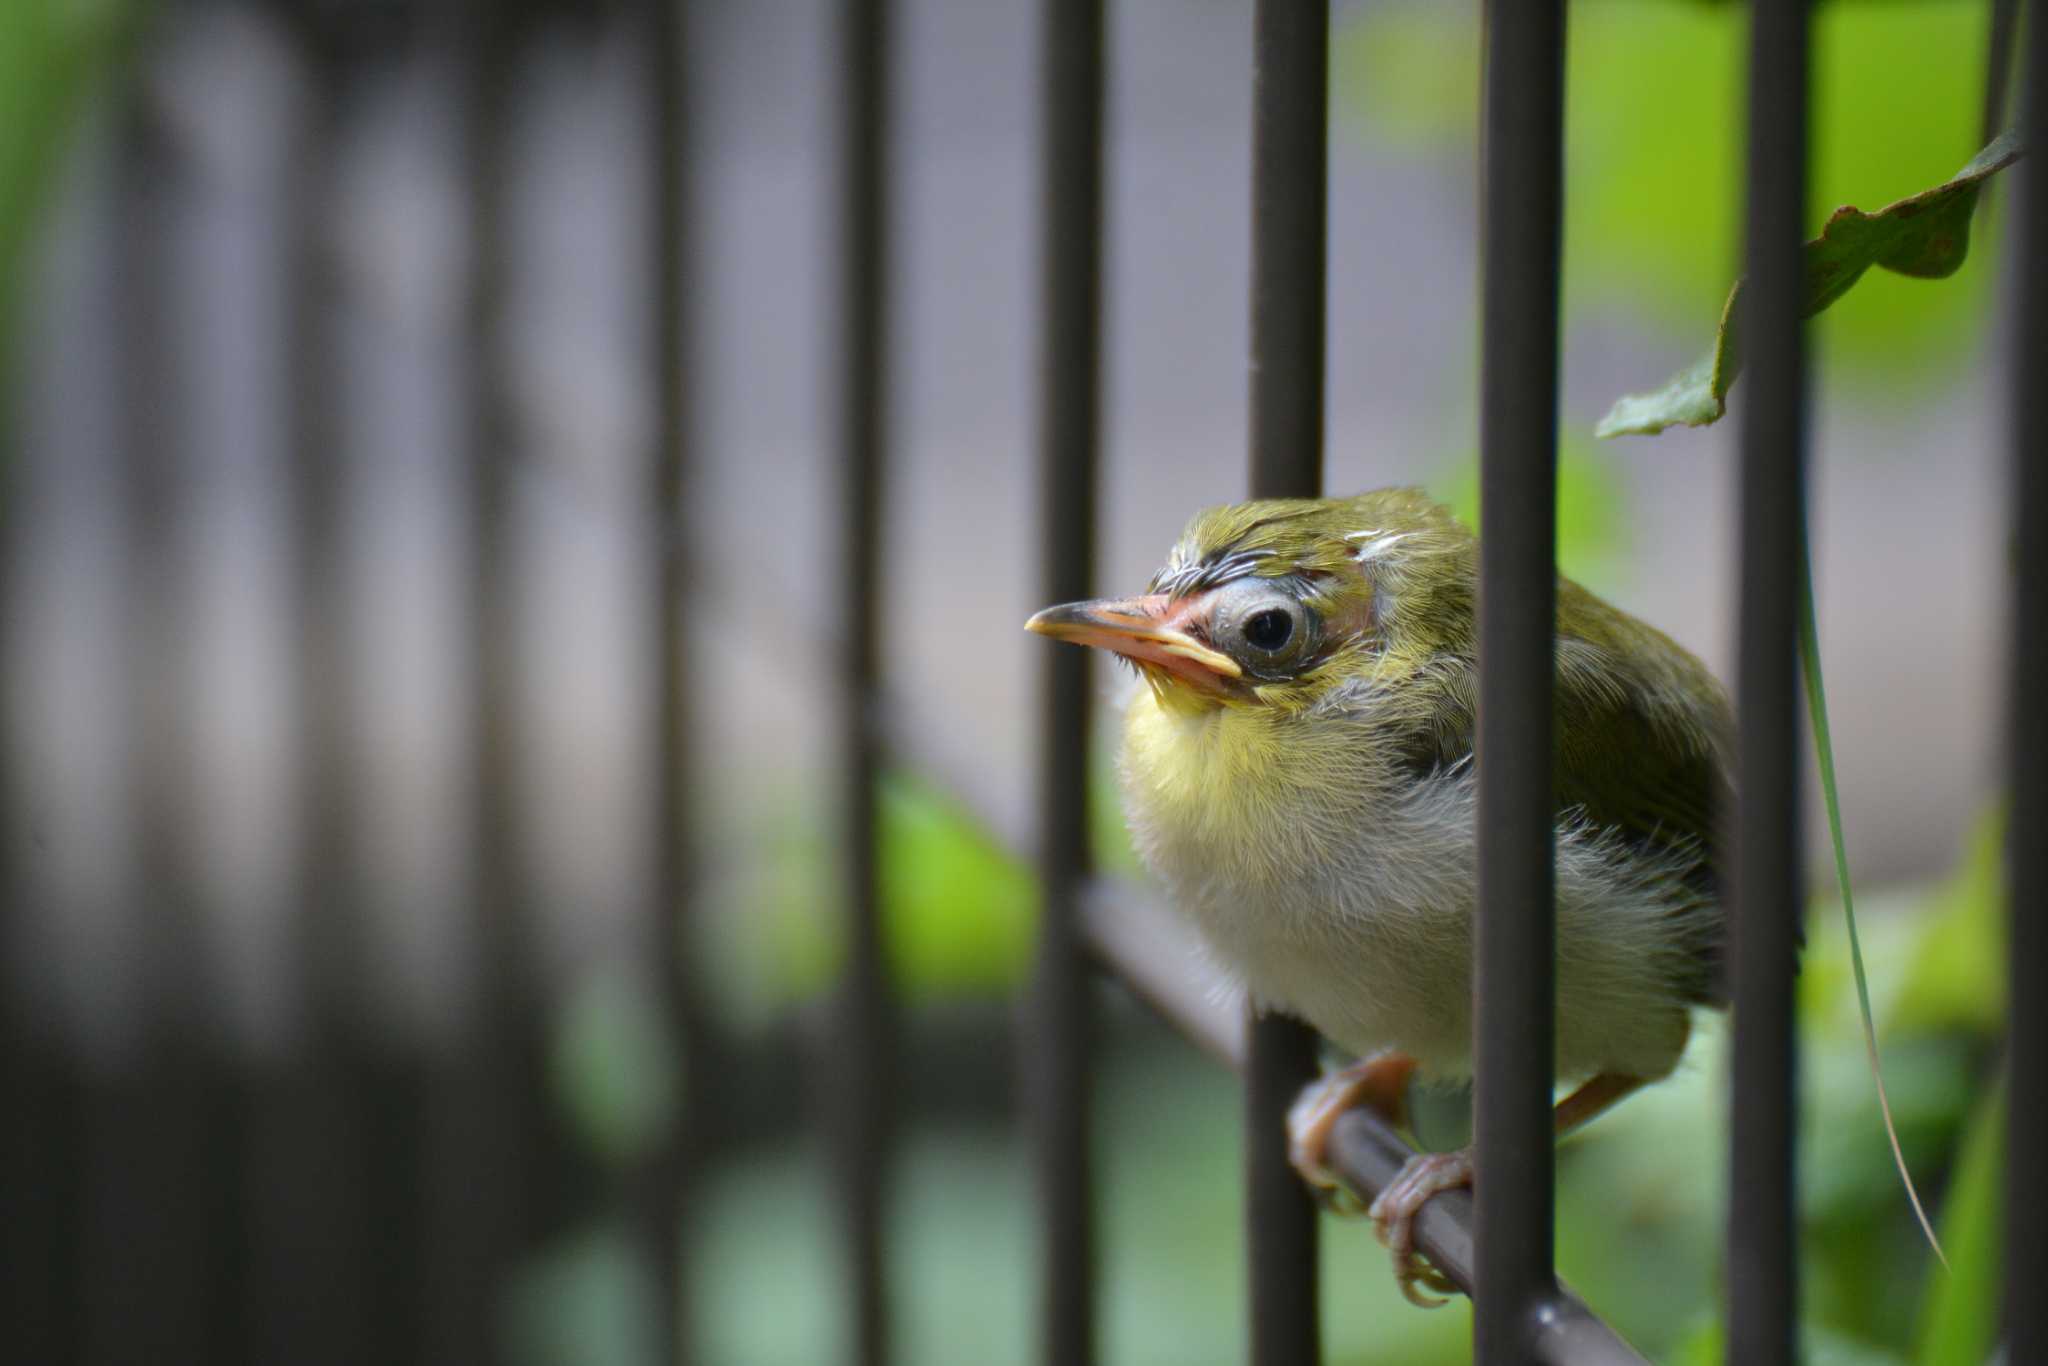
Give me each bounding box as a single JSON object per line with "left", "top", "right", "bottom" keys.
{"left": 0, "top": 0, "right": 2019, "bottom": 1362}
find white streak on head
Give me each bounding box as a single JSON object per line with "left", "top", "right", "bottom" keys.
{"left": 1347, "top": 530, "right": 1411, "bottom": 563}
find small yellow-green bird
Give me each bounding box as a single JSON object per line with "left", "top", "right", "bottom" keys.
{"left": 1027, "top": 487, "right": 1732, "bottom": 1305}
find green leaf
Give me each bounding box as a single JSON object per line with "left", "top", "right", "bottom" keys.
{"left": 0, "top": 0, "right": 131, "bottom": 362}
{"left": 1913, "top": 1081, "right": 2004, "bottom": 1366}
{"left": 1597, "top": 128, "right": 2023, "bottom": 439}
{"left": 1891, "top": 809, "right": 2007, "bottom": 1036}
{"left": 1668, "top": 1315, "right": 1909, "bottom": 1366}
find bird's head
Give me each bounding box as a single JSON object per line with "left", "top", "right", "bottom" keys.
{"left": 1027, "top": 488, "right": 1475, "bottom": 715}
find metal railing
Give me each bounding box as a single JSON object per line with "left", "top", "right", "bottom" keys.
{"left": 0, "top": 0, "right": 2041, "bottom": 1363}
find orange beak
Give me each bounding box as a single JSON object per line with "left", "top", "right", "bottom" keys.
{"left": 1025, "top": 593, "right": 1241, "bottom": 691}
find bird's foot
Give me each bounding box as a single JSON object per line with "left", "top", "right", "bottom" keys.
{"left": 1368, "top": 1147, "right": 1472, "bottom": 1308}
{"left": 1285, "top": 1050, "right": 1416, "bottom": 1212}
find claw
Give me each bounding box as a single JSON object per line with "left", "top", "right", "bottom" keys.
{"left": 1284, "top": 1053, "right": 1474, "bottom": 1306}
{"left": 1284, "top": 1050, "right": 1416, "bottom": 1201}
{"left": 1366, "top": 1148, "right": 1473, "bottom": 1308}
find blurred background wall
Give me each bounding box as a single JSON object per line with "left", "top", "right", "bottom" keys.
{"left": 0, "top": 1, "right": 2016, "bottom": 1362}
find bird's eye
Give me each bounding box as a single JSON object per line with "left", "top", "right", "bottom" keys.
{"left": 1212, "top": 580, "right": 1316, "bottom": 675}
{"left": 1244, "top": 608, "right": 1293, "bottom": 652}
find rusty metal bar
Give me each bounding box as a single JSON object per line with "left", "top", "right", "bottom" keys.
{"left": 1244, "top": 3, "right": 1328, "bottom": 1362}
{"left": 1728, "top": 1, "right": 1811, "bottom": 1363}
{"left": 831, "top": 1, "right": 896, "bottom": 1362}
{"left": 1030, "top": 0, "right": 1105, "bottom": 1363}
{"left": 1473, "top": 2, "right": 1566, "bottom": 1361}
{"left": 2006, "top": 0, "right": 2047, "bottom": 1353}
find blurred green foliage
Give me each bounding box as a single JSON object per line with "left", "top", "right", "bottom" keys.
{"left": 509, "top": 1224, "right": 663, "bottom": 1366}
{"left": 734, "top": 771, "right": 1039, "bottom": 1019}
{"left": 1913, "top": 1080, "right": 2004, "bottom": 1366}
{"left": 728, "top": 754, "right": 1149, "bottom": 1025}
{"left": 664, "top": 801, "right": 2007, "bottom": 1363}
{"left": 1435, "top": 438, "right": 1632, "bottom": 588}
{"left": 1893, "top": 811, "right": 2007, "bottom": 1035}
{"left": 552, "top": 970, "right": 684, "bottom": 1170}
{"left": 1338, "top": 0, "right": 2002, "bottom": 408}
{"left": 0, "top": 0, "right": 128, "bottom": 365}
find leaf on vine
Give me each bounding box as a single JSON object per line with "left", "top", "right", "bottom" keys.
{"left": 1596, "top": 127, "right": 2024, "bottom": 439}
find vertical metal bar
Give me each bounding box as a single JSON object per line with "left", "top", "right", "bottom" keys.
{"left": 0, "top": 140, "right": 78, "bottom": 1366}
{"left": 345, "top": 30, "right": 434, "bottom": 1360}
{"left": 2006, "top": 0, "right": 2047, "bottom": 1355}
{"left": 1981, "top": 0, "right": 2021, "bottom": 146}
{"left": 438, "top": 7, "right": 554, "bottom": 1360}
{"left": 1728, "top": 2, "right": 1810, "bottom": 1363}
{"left": 1031, "top": 2, "right": 1104, "bottom": 1364}
{"left": 832, "top": 1, "right": 894, "bottom": 1363}
{"left": 0, "top": 1026, "right": 74, "bottom": 1364}
{"left": 100, "top": 77, "right": 237, "bottom": 1366}
{"left": 1472, "top": 2, "right": 1566, "bottom": 1361}
{"left": 239, "top": 25, "right": 381, "bottom": 1365}
{"left": 1244, "top": 3, "right": 1327, "bottom": 1362}
{"left": 645, "top": 0, "right": 698, "bottom": 1360}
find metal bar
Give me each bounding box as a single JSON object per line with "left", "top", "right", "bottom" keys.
{"left": 0, "top": 80, "right": 85, "bottom": 1364}
{"left": 1982, "top": 0, "right": 2021, "bottom": 145}
{"left": 1323, "top": 1114, "right": 1645, "bottom": 1365}
{"left": 437, "top": 7, "right": 557, "bottom": 1360}
{"left": 1728, "top": 2, "right": 1811, "bottom": 1363}
{"left": 101, "top": 70, "right": 237, "bottom": 1366}
{"left": 1030, "top": 1, "right": 1104, "bottom": 1364}
{"left": 1472, "top": 2, "right": 1566, "bottom": 1361}
{"left": 1079, "top": 880, "right": 1651, "bottom": 1363}
{"left": 244, "top": 24, "right": 381, "bottom": 1363}
{"left": 644, "top": 0, "right": 698, "bottom": 1359}
{"left": 2007, "top": 0, "right": 2047, "bottom": 1354}
{"left": 309, "top": 34, "right": 435, "bottom": 1358}
{"left": 832, "top": 1, "right": 895, "bottom": 1362}
{"left": 1244, "top": 3, "right": 1327, "bottom": 1362}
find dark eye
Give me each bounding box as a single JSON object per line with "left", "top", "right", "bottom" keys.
{"left": 1212, "top": 580, "right": 1317, "bottom": 675}
{"left": 1244, "top": 608, "right": 1293, "bottom": 652}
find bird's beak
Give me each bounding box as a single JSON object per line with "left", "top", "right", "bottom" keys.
{"left": 1025, "top": 593, "right": 1242, "bottom": 689}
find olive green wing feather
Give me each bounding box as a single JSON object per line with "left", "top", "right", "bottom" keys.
{"left": 1552, "top": 581, "right": 1734, "bottom": 1005}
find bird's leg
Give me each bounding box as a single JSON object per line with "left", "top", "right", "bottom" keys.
{"left": 1285, "top": 1049, "right": 1417, "bottom": 1206}
{"left": 1551, "top": 1070, "right": 1648, "bottom": 1139}
{"left": 1367, "top": 1071, "right": 1651, "bottom": 1309}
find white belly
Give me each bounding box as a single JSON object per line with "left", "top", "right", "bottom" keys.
{"left": 1119, "top": 696, "right": 1701, "bottom": 1083}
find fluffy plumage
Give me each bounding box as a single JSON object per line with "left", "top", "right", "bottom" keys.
{"left": 1111, "top": 488, "right": 1733, "bottom": 1086}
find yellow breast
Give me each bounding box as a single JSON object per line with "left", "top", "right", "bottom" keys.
{"left": 1118, "top": 689, "right": 1388, "bottom": 894}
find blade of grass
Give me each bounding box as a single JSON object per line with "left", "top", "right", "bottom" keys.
{"left": 1799, "top": 531, "right": 1947, "bottom": 1267}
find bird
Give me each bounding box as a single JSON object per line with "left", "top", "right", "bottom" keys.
{"left": 1026, "top": 487, "right": 1733, "bottom": 1305}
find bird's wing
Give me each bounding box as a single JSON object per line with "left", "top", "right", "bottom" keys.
{"left": 1375, "top": 572, "right": 1737, "bottom": 1004}
{"left": 1550, "top": 587, "right": 1734, "bottom": 1005}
